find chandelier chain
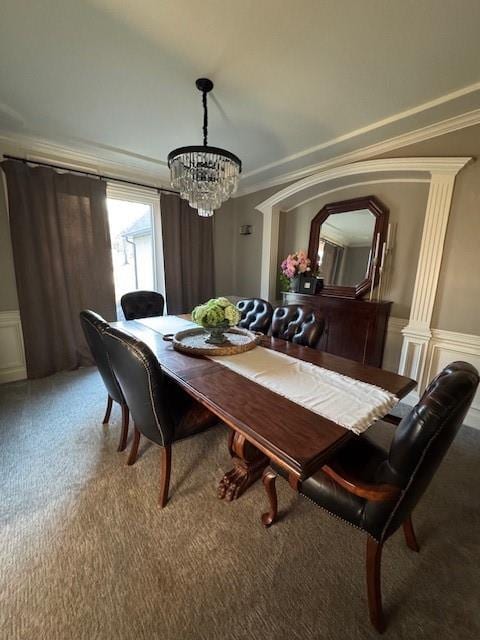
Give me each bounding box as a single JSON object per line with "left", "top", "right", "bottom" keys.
{"left": 202, "top": 90, "right": 208, "bottom": 146}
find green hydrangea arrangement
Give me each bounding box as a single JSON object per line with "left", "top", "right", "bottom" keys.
{"left": 192, "top": 297, "right": 241, "bottom": 328}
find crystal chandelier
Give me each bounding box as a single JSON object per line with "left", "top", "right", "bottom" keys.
{"left": 168, "top": 78, "right": 242, "bottom": 217}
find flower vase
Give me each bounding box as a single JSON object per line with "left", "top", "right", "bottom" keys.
{"left": 290, "top": 276, "right": 301, "bottom": 292}
{"left": 204, "top": 321, "right": 230, "bottom": 345}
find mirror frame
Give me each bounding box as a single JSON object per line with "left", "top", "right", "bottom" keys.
{"left": 307, "top": 195, "right": 389, "bottom": 299}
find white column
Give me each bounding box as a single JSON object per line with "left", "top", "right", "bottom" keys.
{"left": 259, "top": 205, "right": 280, "bottom": 301}
{"left": 398, "top": 172, "right": 458, "bottom": 391}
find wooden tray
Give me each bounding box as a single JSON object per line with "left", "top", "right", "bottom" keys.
{"left": 163, "top": 326, "right": 260, "bottom": 356}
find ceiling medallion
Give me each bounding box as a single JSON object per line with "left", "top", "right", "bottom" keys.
{"left": 168, "top": 78, "right": 242, "bottom": 217}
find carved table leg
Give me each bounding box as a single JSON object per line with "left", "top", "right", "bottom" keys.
{"left": 261, "top": 467, "right": 278, "bottom": 527}
{"left": 217, "top": 432, "right": 268, "bottom": 501}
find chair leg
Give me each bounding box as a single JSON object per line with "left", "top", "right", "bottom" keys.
{"left": 127, "top": 426, "right": 141, "bottom": 466}
{"left": 261, "top": 466, "right": 278, "bottom": 527}
{"left": 403, "top": 515, "right": 420, "bottom": 552}
{"left": 102, "top": 395, "right": 113, "bottom": 424}
{"left": 117, "top": 405, "right": 130, "bottom": 452}
{"left": 159, "top": 445, "right": 172, "bottom": 508}
{"left": 366, "top": 537, "right": 386, "bottom": 633}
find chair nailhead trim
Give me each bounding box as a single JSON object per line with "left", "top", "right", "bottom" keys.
{"left": 299, "top": 492, "right": 380, "bottom": 543}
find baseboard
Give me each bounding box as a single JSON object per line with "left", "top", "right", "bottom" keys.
{"left": 0, "top": 310, "right": 26, "bottom": 383}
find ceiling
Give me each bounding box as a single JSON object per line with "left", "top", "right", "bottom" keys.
{"left": 1, "top": 0, "right": 480, "bottom": 194}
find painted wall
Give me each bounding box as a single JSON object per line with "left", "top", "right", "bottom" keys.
{"left": 433, "top": 162, "right": 480, "bottom": 334}
{"left": 213, "top": 198, "right": 236, "bottom": 296}
{"left": 214, "top": 184, "right": 283, "bottom": 299}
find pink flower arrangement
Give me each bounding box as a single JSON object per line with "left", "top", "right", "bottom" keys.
{"left": 281, "top": 250, "right": 311, "bottom": 279}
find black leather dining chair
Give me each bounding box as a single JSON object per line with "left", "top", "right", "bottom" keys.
{"left": 261, "top": 361, "right": 479, "bottom": 632}
{"left": 103, "top": 325, "right": 217, "bottom": 507}
{"left": 270, "top": 304, "right": 324, "bottom": 349}
{"left": 236, "top": 298, "right": 274, "bottom": 334}
{"left": 120, "top": 290, "right": 165, "bottom": 320}
{"left": 79, "top": 310, "right": 129, "bottom": 452}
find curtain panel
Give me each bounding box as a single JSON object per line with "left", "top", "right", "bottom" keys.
{"left": 160, "top": 194, "right": 215, "bottom": 314}
{"left": 1, "top": 161, "right": 115, "bottom": 378}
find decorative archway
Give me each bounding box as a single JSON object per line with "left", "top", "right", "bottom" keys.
{"left": 255, "top": 156, "right": 471, "bottom": 392}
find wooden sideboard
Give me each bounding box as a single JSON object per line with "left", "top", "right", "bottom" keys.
{"left": 282, "top": 292, "right": 392, "bottom": 367}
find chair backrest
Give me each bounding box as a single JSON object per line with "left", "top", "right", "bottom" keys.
{"left": 79, "top": 310, "right": 124, "bottom": 405}
{"left": 270, "top": 304, "right": 324, "bottom": 348}
{"left": 102, "top": 325, "right": 173, "bottom": 446}
{"left": 368, "top": 361, "right": 479, "bottom": 540}
{"left": 237, "top": 298, "right": 273, "bottom": 334}
{"left": 120, "top": 290, "right": 165, "bottom": 320}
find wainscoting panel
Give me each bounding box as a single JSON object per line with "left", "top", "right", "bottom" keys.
{"left": 384, "top": 319, "right": 479, "bottom": 429}
{"left": 400, "top": 328, "right": 480, "bottom": 429}
{"left": 425, "top": 330, "right": 480, "bottom": 429}
{"left": 0, "top": 310, "right": 26, "bottom": 383}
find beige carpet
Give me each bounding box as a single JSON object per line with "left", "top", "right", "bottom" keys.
{"left": 1, "top": 367, "right": 479, "bottom": 640}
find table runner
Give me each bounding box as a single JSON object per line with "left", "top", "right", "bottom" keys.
{"left": 137, "top": 316, "right": 398, "bottom": 435}
{"left": 210, "top": 347, "right": 397, "bottom": 434}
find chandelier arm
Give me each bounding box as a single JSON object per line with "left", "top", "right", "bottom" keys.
{"left": 202, "top": 90, "right": 208, "bottom": 146}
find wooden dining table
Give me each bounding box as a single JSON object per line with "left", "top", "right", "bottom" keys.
{"left": 112, "top": 315, "right": 416, "bottom": 501}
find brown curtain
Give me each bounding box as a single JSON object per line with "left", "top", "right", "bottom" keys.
{"left": 1, "top": 161, "right": 116, "bottom": 378}
{"left": 160, "top": 194, "right": 214, "bottom": 314}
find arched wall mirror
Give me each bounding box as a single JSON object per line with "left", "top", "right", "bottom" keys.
{"left": 307, "top": 195, "right": 389, "bottom": 298}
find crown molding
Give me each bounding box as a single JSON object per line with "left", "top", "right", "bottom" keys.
{"left": 0, "top": 130, "right": 172, "bottom": 188}
{"left": 236, "top": 107, "right": 480, "bottom": 197}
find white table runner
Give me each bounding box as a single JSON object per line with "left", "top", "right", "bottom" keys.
{"left": 137, "top": 316, "right": 398, "bottom": 435}
{"left": 210, "top": 347, "right": 397, "bottom": 434}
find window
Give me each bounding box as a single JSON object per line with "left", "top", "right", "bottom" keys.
{"left": 106, "top": 184, "right": 165, "bottom": 319}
